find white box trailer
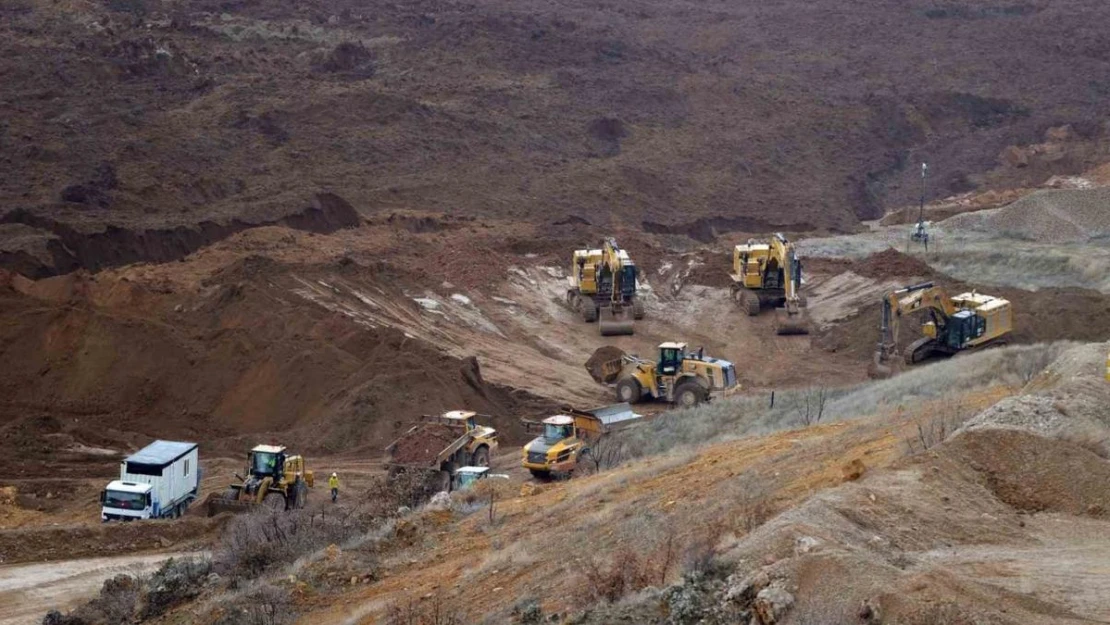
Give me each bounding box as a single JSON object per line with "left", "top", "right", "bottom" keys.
{"left": 100, "top": 440, "right": 199, "bottom": 522}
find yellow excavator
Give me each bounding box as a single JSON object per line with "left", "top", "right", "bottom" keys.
{"left": 870, "top": 282, "right": 1013, "bottom": 378}
{"left": 729, "top": 233, "right": 810, "bottom": 335}
{"left": 566, "top": 238, "right": 644, "bottom": 336}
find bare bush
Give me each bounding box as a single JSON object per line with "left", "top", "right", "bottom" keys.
{"left": 213, "top": 583, "right": 294, "bottom": 625}
{"left": 368, "top": 471, "right": 441, "bottom": 512}
{"left": 792, "top": 387, "right": 829, "bottom": 426}
{"left": 904, "top": 397, "right": 973, "bottom": 454}
{"left": 385, "top": 593, "right": 463, "bottom": 625}
{"left": 580, "top": 435, "right": 627, "bottom": 474}
{"left": 141, "top": 557, "right": 212, "bottom": 619}
{"left": 215, "top": 505, "right": 374, "bottom": 580}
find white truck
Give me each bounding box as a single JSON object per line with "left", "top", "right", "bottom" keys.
{"left": 100, "top": 440, "right": 200, "bottom": 522}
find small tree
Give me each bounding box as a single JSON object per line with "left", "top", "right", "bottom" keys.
{"left": 792, "top": 387, "right": 829, "bottom": 426}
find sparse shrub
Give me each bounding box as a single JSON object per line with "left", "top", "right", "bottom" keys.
{"left": 141, "top": 557, "right": 212, "bottom": 619}
{"left": 215, "top": 505, "right": 373, "bottom": 580}
{"left": 385, "top": 593, "right": 463, "bottom": 625}
{"left": 903, "top": 396, "right": 973, "bottom": 454}
{"left": 213, "top": 583, "right": 294, "bottom": 625}
{"left": 511, "top": 598, "right": 543, "bottom": 624}
{"left": 579, "top": 435, "right": 627, "bottom": 474}
{"left": 791, "top": 386, "right": 829, "bottom": 426}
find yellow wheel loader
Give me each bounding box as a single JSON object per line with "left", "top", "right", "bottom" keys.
{"left": 729, "top": 233, "right": 810, "bottom": 335}
{"left": 869, "top": 282, "right": 1013, "bottom": 378}
{"left": 566, "top": 237, "right": 644, "bottom": 336}
{"left": 521, "top": 403, "right": 641, "bottom": 478}
{"left": 207, "top": 445, "right": 314, "bottom": 515}
{"left": 587, "top": 342, "right": 738, "bottom": 408}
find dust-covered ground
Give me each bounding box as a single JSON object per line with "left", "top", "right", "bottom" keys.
{"left": 4, "top": 0, "right": 1110, "bottom": 277}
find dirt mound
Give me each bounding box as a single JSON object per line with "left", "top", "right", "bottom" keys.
{"left": 816, "top": 251, "right": 1110, "bottom": 362}
{"left": 952, "top": 186, "right": 1110, "bottom": 244}
{"left": 852, "top": 248, "right": 939, "bottom": 281}
{"left": 0, "top": 258, "right": 555, "bottom": 468}
{"left": 388, "top": 423, "right": 462, "bottom": 465}
{"left": 942, "top": 429, "right": 1110, "bottom": 517}
{"left": 3, "top": 0, "right": 1108, "bottom": 268}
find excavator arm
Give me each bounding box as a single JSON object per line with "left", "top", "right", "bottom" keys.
{"left": 596, "top": 237, "right": 639, "bottom": 335}
{"left": 873, "top": 282, "right": 957, "bottom": 374}
{"left": 769, "top": 233, "right": 810, "bottom": 335}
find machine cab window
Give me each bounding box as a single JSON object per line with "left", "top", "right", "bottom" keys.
{"left": 251, "top": 451, "right": 283, "bottom": 476}
{"left": 544, "top": 422, "right": 573, "bottom": 441}
{"left": 659, "top": 347, "right": 683, "bottom": 374}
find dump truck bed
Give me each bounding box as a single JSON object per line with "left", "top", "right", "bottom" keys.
{"left": 385, "top": 422, "right": 471, "bottom": 468}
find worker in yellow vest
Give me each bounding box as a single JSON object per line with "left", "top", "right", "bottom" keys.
{"left": 328, "top": 472, "right": 340, "bottom": 503}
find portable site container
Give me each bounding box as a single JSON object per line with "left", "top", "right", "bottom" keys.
{"left": 100, "top": 440, "right": 200, "bottom": 521}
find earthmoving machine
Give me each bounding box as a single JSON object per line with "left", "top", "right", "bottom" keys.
{"left": 870, "top": 282, "right": 1013, "bottom": 378}
{"left": 729, "top": 233, "right": 810, "bottom": 335}
{"left": 452, "top": 466, "right": 510, "bottom": 491}
{"left": 587, "top": 342, "right": 738, "bottom": 408}
{"left": 207, "top": 445, "right": 313, "bottom": 515}
{"left": 384, "top": 411, "right": 499, "bottom": 493}
{"left": 566, "top": 237, "right": 645, "bottom": 336}
{"left": 521, "top": 403, "right": 641, "bottom": 477}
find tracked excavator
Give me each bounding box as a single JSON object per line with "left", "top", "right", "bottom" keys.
{"left": 729, "top": 233, "right": 810, "bottom": 335}
{"left": 869, "top": 282, "right": 1013, "bottom": 378}
{"left": 566, "top": 238, "right": 644, "bottom": 336}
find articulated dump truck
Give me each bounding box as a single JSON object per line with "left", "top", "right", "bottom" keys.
{"left": 384, "top": 411, "right": 499, "bottom": 493}
{"left": 521, "top": 403, "right": 641, "bottom": 477}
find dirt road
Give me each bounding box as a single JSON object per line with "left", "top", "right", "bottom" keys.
{"left": 0, "top": 552, "right": 203, "bottom": 625}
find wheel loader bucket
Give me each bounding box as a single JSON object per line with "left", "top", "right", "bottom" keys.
{"left": 599, "top": 307, "right": 634, "bottom": 336}
{"left": 205, "top": 491, "right": 259, "bottom": 516}
{"left": 773, "top": 308, "right": 810, "bottom": 335}
{"left": 585, "top": 346, "right": 628, "bottom": 384}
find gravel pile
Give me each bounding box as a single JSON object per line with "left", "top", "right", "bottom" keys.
{"left": 961, "top": 342, "right": 1110, "bottom": 447}
{"left": 949, "top": 187, "right": 1110, "bottom": 243}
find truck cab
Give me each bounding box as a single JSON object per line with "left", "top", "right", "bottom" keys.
{"left": 452, "top": 466, "right": 510, "bottom": 490}
{"left": 101, "top": 480, "right": 154, "bottom": 521}
{"left": 521, "top": 415, "right": 590, "bottom": 476}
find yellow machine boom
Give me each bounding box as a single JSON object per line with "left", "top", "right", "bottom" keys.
{"left": 729, "top": 233, "right": 810, "bottom": 335}
{"left": 566, "top": 238, "right": 644, "bottom": 335}
{"left": 871, "top": 282, "right": 1013, "bottom": 377}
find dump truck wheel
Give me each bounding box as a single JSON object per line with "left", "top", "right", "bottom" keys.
{"left": 674, "top": 382, "right": 705, "bottom": 408}
{"left": 471, "top": 446, "right": 490, "bottom": 467}
{"left": 615, "top": 377, "right": 642, "bottom": 404}
{"left": 263, "top": 491, "right": 286, "bottom": 511}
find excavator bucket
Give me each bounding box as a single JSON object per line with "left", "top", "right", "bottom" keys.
{"left": 598, "top": 307, "right": 634, "bottom": 336}
{"left": 773, "top": 308, "right": 810, "bottom": 336}
{"left": 867, "top": 351, "right": 894, "bottom": 380}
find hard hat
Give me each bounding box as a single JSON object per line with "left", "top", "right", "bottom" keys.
{"left": 331, "top": 472, "right": 337, "bottom": 477}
